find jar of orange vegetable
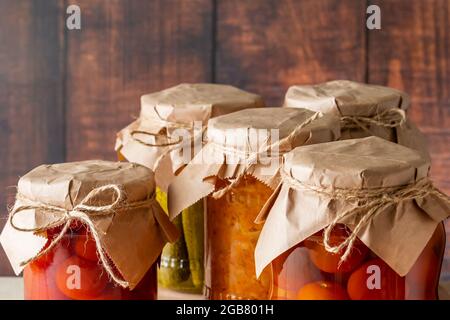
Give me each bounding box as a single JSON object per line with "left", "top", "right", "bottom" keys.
{"left": 0, "top": 160, "right": 178, "bottom": 300}
{"left": 255, "top": 137, "right": 450, "bottom": 300}
{"left": 116, "top": 83, "right": 264, "bottom": 293}
{"left": 168, "top": 107, "right": 340, "bottom": 299}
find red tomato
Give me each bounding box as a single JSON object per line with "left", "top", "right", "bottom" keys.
{"left": 56, "top": 256, "right": 108, "bottom": 300}
{"left": 273, "top": 243, "right": 322, "bottom": 292}
{"left": 74, "top": 231, "right": 99, "bottom": 262}
{"left": 347, "top": 258, "right": 405, "bottom": 300}
{"left": 297, "top": 281, "right": 348, "bottom": 300}
{"left": 25, "top": 236, "right": 73, "bottom": 300}
{"left": 24, "top": 266, "right": 46, "bottom": 300}
{"left": 28, "top": 240, "right": 55, "bottom": 270}
{"left": 24, "top": 265, "right": 69, "bottom": 300}
{"left": 28, "top": 236, "right": 71, "bottom": 270}
{"left": 307, "top": 225, "right": 368, "bottom": 274}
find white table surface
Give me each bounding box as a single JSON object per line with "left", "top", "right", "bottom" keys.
{"left": 0, "top": 277, "right": 203, "bottom": 300}
{"left": 0, "top": 277, "right": 448, "bottom": 300}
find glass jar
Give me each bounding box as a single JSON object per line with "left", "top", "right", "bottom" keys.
{"left": 119, "top": 151, "right": 204, "bottom": 293}
{"left": 205, "top": 175, "right": 273, "bottom": 299}
{"left": 23, "top": 224, "right": 157, "bottom": 300}
{"left": 157, "top": 189, "right": 204, "bottom": 293}
{"left": 115, "top": 84, "right": 265, "bottom": 294}
{"left": 271, "top": 223, "right": 446, "bottom": 300}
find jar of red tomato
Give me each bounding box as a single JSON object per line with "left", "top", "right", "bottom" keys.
{"left": 255, "top": 137, "right": 450, "bottom": 300}
{"left": 0, "top": 160, "right": 179, "bottom": 300}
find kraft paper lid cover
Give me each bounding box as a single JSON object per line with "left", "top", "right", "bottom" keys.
{"left": 139, "top": 83, "right": 264, "bottom": 121}
{"left": 255, "top": 137, "right": 450, "bottom": 277}
{"left": 116, "top": 83, "right": 264, "bottom": 191}
{"left": 283, "top": 80, "right": 410, "bottom": 116}
{"left": 283, "top": 80, "right": 429, "bottom": 162}
{"left": 0, "top": 160, "right": 179, "bottom": 290}
{"left": 168, "top": 107, "right": 341, "bottom": 218}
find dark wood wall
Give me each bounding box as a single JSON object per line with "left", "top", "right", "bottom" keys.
{"left": 0, "top": 0, "right": 449, "bottom": 275}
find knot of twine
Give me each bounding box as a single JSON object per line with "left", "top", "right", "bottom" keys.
{"left": 341, "top": 108, "right": 406, "bottom": 134}
{"left": 280, "top": 169, "right": 450, "bottom": 265}
{"left": 9, "top": 184, "right": 156, "bottom": 288}
{"left": 210, "top": 112, "right": 322, "bottom": 199}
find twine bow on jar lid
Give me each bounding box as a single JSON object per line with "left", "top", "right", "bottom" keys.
{"left": 254, "top": 136, "right": 450, "bottom": 278}
{"left": 340, "top": 108, "right": 406, "bottom": 134}
{"left": 209, "top": 111, "right": 323, "bottom": 199}
{"left": 0, "top": 160, "right": 179, "bottom": 290}
{"left": 9, "top": 184, "right": 156, "bottom": 288}
{"left": 279, "top": 169, "right": 450, "bottom": 265}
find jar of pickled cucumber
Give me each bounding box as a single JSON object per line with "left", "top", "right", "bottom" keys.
{"left": 116, "top": 83, "right": 264, "bottom": 293}
{"left": 168, "top": 107, "right": 341, "bottom": 299}
{"left": 0, "top": 160, "right": 178, "bottom": 300}
{"left": 256, "top": 137, "right": 450, "bottom": 300}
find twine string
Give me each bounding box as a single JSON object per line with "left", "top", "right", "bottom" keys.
{"left": 130, "top": 130, "right": 184, "bottom": 147}
{"left": 130, "top": 108, "right": 196, "bottom": 148}
{"left": 341, "top": 108, "right": 406, "bottom": 134}
{"left": 280, "top": 169, "right": 450, "bottom": 264}
{"left": 130, "top": 116, "right": 207, "bottom": 172}
{"left": 210, "top": 112, "right": 322, "bottom": 199}
{"left": 9, "top": 184, "right": 156, "bottom": 288}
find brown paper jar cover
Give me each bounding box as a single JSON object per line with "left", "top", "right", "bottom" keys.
{"left": 255, "top": 136, "right": 450, "bottom": 277}
{"left": 115, "top": 83, "right": 264, "bottom": 191}
{"left": 168, "top": 107, "right": 340, "bottom": 218}
{"left": 0, "top": 160, "right": 179, "bottom": 290}
{"left": 283, "top": 80, "right": 429, "bottom": 159}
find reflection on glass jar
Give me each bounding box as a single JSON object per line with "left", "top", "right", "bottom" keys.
{"left": 23, "top": 225, "right": 157, "bottom": 300}
{"left": 205, "top": 175, "right": 273, "bottom": 300}
{"left": 271, "top": 223, "right": 445, "bottom": 300}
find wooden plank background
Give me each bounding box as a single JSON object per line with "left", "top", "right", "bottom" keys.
{"left": 0, "top": 0, "right": 449, "bottom": 276}
{"left": 0, "top": 0, "right": 66, "bottom": 275}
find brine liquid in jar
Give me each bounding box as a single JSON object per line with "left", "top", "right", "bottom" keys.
{"left": 205, "top": 175, "right": 273, "bottom": 299}
{"left": 24, "top": 224, "right": 157, "bottom": 300}
{"left": 156, "top": 189, "right": 204, "bottom": 293}
{"left": 272, "top": 223, "right": 445, "bottom": 300}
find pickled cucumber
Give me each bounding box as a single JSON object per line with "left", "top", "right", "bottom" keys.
{"left": 159, "top": 214, "right": 191, "bottom": 285}
{"left": 181, "top": 200, "right": 204, "bottom": 289}
{"left": 156, "top": 187, "right": 204, "bottom": 291}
